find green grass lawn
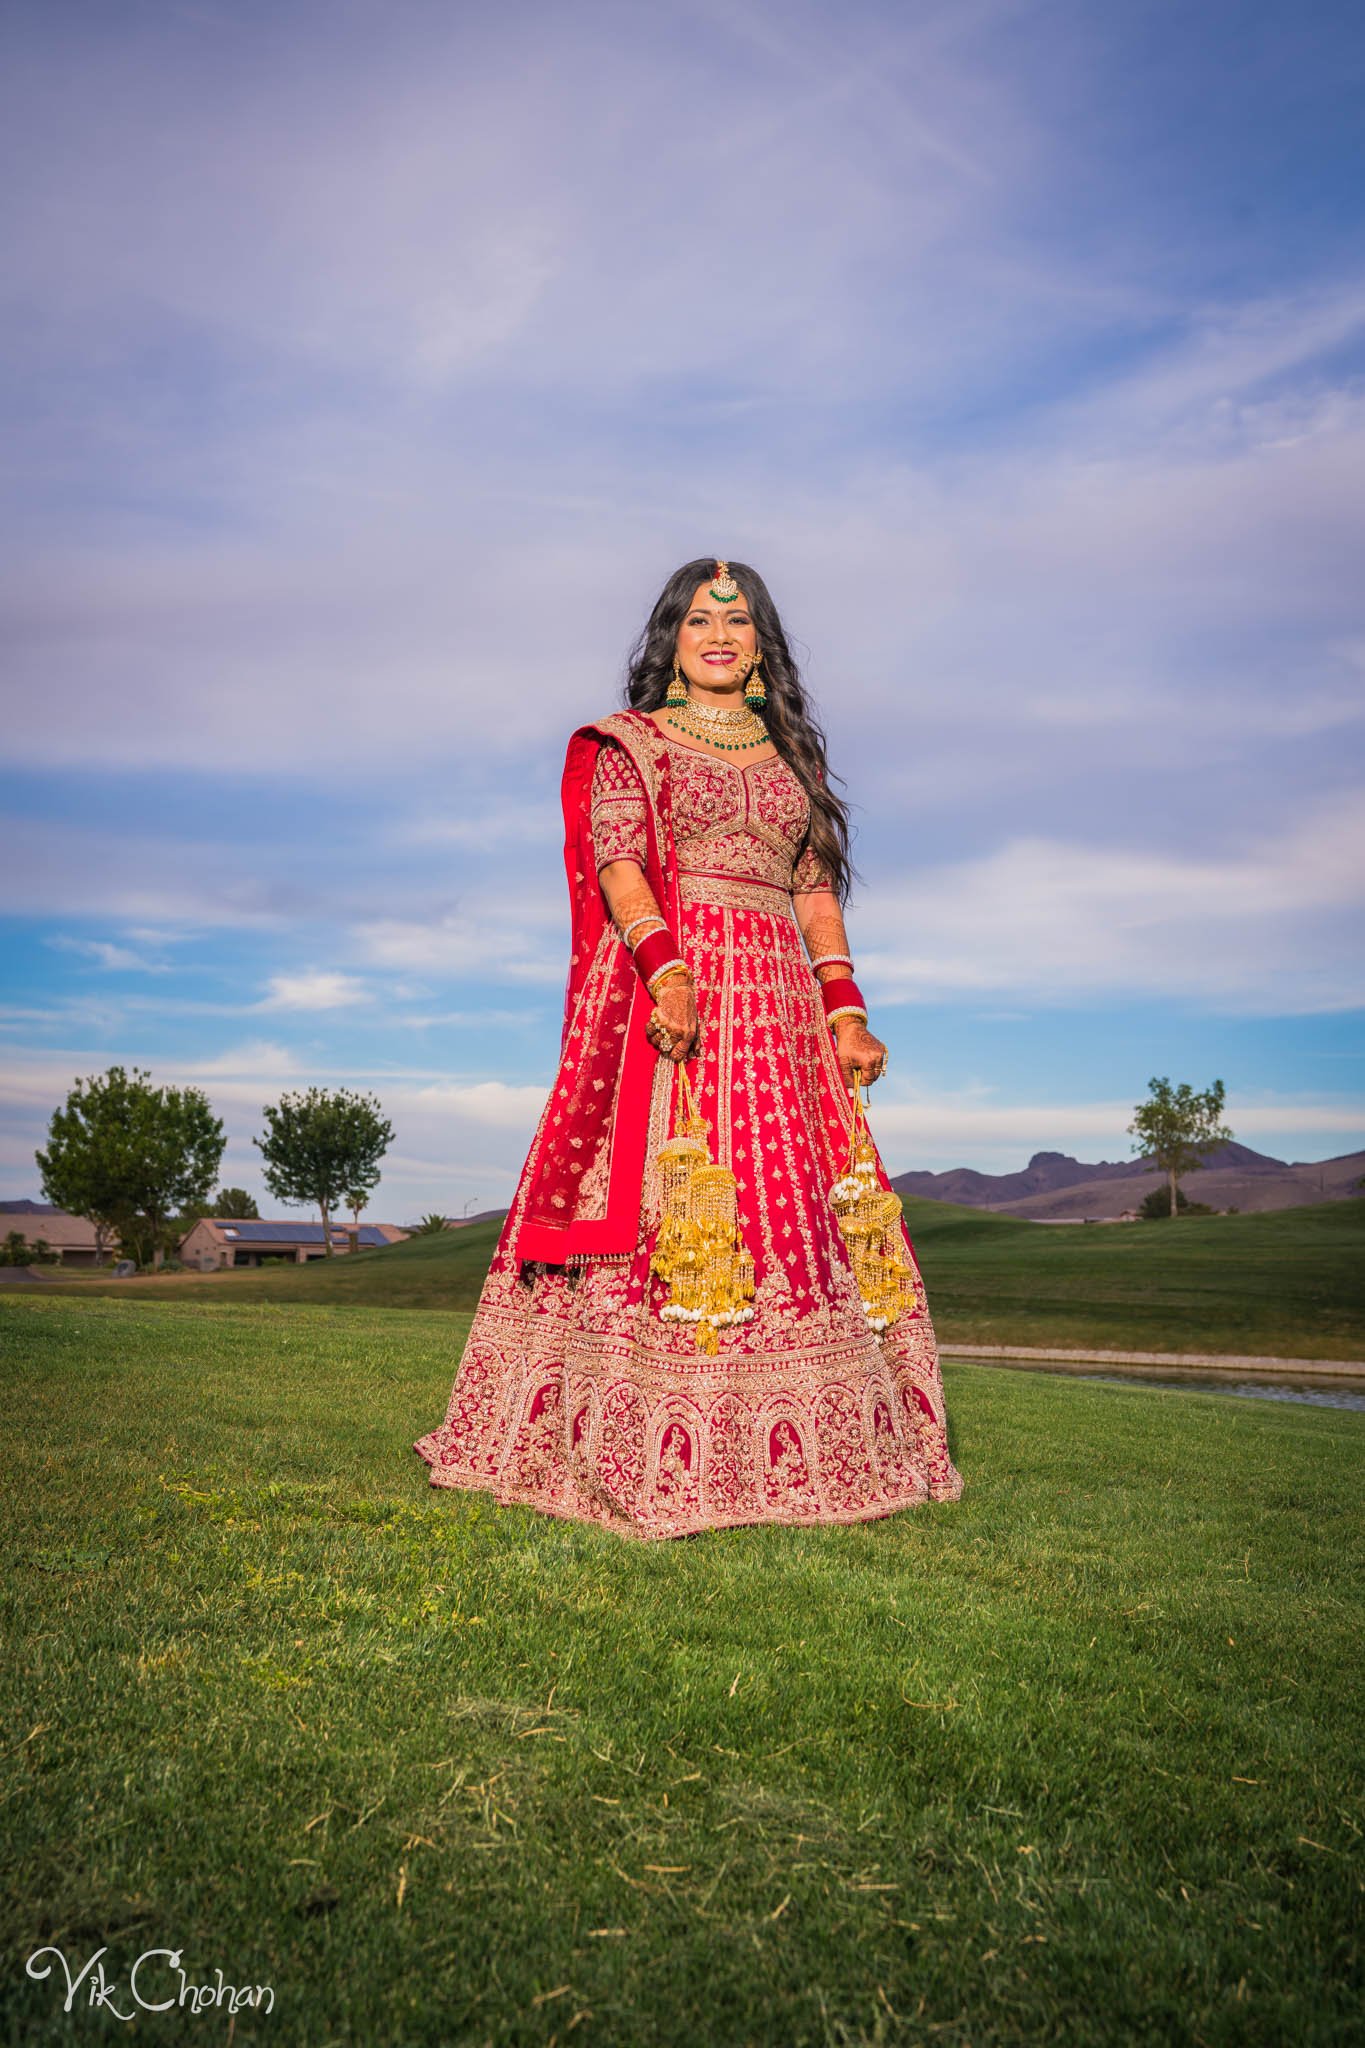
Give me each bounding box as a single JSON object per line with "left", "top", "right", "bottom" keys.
{"left": 902, "top": 1197, "right": 1365, "bottom": 1361}
{"left": 29, "top": 1197, "right": 1365, "bottom": 1360}
{"left": 2, "top": 1292, "right": 1361, "bottom": 2045}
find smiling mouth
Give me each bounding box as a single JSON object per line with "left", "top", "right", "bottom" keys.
{"left": 703, "top": 652, "right": 736, "bottom": 663}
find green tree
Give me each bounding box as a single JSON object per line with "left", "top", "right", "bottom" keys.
{"left": 344, "top": 1186, "right": 369, "bottom": 1228}
{"left": 36, "top": 1064, "right": 226, "bottom": 1268}
{"left": 33, "top": 1065, "right": 138, "bottom": 1263}
{"left": 1128, "top": 1076, "right": 1233, "bottom": 1219}
{"left": 123, "top": 1079, "right": 225, "bottom": 1267}
{"left": 208, "top": 1187, "right": 260, "bottom": 1219}
{"left": 253, "top": 1088, "right": 394, "bottom": 1256}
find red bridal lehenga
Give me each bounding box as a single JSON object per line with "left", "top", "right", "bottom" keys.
{"left": 413, "top": 709, "right": 962, "bottom": 1539}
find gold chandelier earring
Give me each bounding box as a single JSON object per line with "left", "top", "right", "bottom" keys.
{"left": 666, "top": 654, "right": 688, "bottom": 708}
{"left": 743, "top": 646, "right": 765, "bottom": 708}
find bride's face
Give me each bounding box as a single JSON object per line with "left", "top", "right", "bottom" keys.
{"left": 675, "top": 581, "right": 758, "bottom": 691}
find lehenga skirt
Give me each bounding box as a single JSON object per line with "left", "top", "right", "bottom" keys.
{"left": 413, "top": 886, "right": 963, "bottom": 1539}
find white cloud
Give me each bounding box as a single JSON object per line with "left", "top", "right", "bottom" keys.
{"left": 178, "top": 1040, "right": 303, "bottom": 1080}
{"left": 861, "top": 793, "right": 1365, "bottom": 1010}
{"left": 1052, "top": 283, "right": 1365, "bottom": 454}
{"left": 257, "top": 971, "right": 370, "bottom": 1012}
{"left": 44, "top": 935, "right": 168, "bottom": 973}
{"left": 386, "top": 803, "right": 558, "bottom": 852}
{"left": 352, "top": 906, "right": 565, "bottom": 984}
{"left": 402, "top": 1079, "right": 553, "bottom": 1129}
{"left": 0, "top": 998, "right": 144, "bottom": 1038}
{"left": 22, "top": 0, "right": 1358, "bottom": 786}
{"left": 0, "top": 814, "right": 298, "bottom": 927}
{"left": 394, "top": 1009, "right": 545, "bottom": 1030}
{"left": 6, "top": 300, "right": 1360, "bottom": 795}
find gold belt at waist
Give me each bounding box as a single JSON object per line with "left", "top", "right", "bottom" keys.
{"left": 677, "top": 871, "right": 796, "bottom": 914}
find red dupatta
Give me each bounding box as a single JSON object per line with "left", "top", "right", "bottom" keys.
{"left": 513, "top": 710, "right": 679, "bottom": 1265}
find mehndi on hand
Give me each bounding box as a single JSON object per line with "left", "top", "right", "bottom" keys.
{"left": 833, "top": 1016, "right": 888, "bottom": 1089}
{"left": 648, "top": 971, "right": 701, "bottom": 1063}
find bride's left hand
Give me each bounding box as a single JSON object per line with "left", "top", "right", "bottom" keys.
{"left": 834, "top": 1018, "right": 888, "bottom": 1089}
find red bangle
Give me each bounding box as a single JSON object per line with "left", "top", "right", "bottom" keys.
{"left": 820, "top": 977, "right": 865, "bottom": 1017}
{"left": 632, "top": 926, "right": 685, "bottom": 988}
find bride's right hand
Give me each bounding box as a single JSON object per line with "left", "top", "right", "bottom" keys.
{"left": 650, "top": 973, "right": 701, "bottom": 1063}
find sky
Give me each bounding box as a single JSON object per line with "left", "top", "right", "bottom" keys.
{"left": 2, "top": 0, "right": 1363, "bottom": 1226}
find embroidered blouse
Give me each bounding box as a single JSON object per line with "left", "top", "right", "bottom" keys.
{"left": 590, "top": 734, "right": 834, "bottom": 898}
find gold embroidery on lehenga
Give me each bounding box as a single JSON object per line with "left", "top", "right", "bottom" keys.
{"left": 412, "top": 715, "right": 963, "bottom": 1538}
{"left": 678, "top": 873, "right": 796, "bottom": 913}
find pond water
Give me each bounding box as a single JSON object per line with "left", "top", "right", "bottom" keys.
{"left": 975, "top": 1359, "right": 1365, "bottom": 1413}
{"left": 1078, "top": 1373, "right": 1365, "bottom": 1413}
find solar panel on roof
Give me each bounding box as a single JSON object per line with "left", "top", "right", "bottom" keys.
{"left": 214, "top": 1221, "right": 388, "bottom": 1245}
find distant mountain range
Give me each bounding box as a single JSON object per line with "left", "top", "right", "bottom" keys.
{"left": 890, "top": 1144, "right": 1365, "bottom": 1220}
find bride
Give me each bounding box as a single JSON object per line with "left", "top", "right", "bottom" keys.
{"left": 414, "top": 558, "right": 963, "bottom": 1537}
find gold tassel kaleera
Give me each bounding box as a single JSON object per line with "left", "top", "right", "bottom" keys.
{"left": 829, "top": 1073, "right": 919, "bottom": 1331}
{"left": 651, "top": 1063, "right": 755, "bottom": 1355}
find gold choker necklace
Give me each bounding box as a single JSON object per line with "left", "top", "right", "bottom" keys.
{"left": 682, "top": 697, "right": 750, "bottom": 723}
{"left": 667, "top": 693, "right": 771, "bottom": 753}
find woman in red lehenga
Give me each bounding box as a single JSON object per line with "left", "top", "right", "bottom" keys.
{"left": 414, "top": 558, "right": 963, "bottom": 1538}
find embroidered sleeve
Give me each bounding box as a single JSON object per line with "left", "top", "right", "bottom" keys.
{"left": 792, "top": 841, "right": 835, "bottom": 894}
{"left": 590, "top": 742, "right": 648, "bottom": 870}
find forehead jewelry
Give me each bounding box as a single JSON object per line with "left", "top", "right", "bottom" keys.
{"left": 709, "top": 560, "right": 739, "bottom": 603}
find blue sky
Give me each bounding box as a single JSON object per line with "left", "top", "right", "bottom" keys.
{"left": 2, "top": 0, "right": 1363, "bottom": 1224}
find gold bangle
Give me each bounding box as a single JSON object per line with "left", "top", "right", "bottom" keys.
{"left": 826, "top": 1005, "right": 868, "bottom": 1028}
{"left": 646, "top": 961, "right": 691, "bottom": 998}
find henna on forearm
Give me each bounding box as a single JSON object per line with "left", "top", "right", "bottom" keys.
{"left": 794, "top": 890, "right": 856, "bottom": 986}
{"left": 794, "top": 888, "right": 888, "bottom": 1084}
{"left": 812, "top": 954, "right": 853, "bottom": 988}
{"left": 599, "top": 859, "right": 666, "bottom": 941}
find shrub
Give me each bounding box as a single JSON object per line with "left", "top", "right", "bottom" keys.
{"left": 1139, "top": 1184, "right": 1214, "bottom": 1221}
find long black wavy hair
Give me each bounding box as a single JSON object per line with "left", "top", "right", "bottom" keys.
{"left": 622, "top": 558, "right": 854, "bottom": 904}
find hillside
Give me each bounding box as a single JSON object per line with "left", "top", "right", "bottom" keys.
{"left": 892, "top": 1145, "right": 1365, "bottom": 1220}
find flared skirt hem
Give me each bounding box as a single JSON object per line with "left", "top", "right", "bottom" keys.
{"left": 412, "top": 1432, "right": 963, "bottom": 1543}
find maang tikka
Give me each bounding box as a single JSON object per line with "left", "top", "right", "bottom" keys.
{"left": 708, "top": 560, "right": 765, "bottom": 704}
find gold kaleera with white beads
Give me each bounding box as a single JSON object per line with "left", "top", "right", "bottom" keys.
{"left": 651, "top": 1062, "right": 755, "bottom": 1354}
{"left": 829, "top": 1073, "right": 921, "bottom": 1331}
